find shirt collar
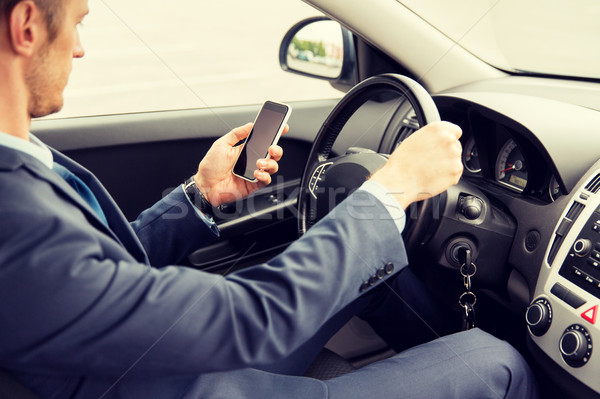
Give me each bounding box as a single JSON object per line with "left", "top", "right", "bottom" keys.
{"left": 0, "top": 131, "right": 54, "bottom": 169}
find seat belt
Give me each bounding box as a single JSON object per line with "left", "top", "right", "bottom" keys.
{"left": 0, "top": 369, "right": 39, "bottom": 399}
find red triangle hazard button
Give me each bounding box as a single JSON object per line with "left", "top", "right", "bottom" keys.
{"left": 581, "top": 305, "right": 598, "bottom": 325}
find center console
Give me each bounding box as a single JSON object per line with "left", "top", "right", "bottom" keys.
{"left": 529, "top": 171, "right": 600, "bottom": 394}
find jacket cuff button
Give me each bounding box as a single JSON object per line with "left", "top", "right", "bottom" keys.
{"left": 385, "top": 262, "right": 394, "bottom": 274}
{"left": 376, "top": 268, "right": 386, "bottom": 279}
{"left": 360, "top": 282, "right": 370, "bottom": 293}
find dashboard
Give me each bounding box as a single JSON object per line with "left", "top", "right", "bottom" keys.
{"left": 440, "top": 92, "right": 600, "bottom": 399}
{"left": 373, "top": 88, "right": 600, "bottom": 397}
{"left": 381, "top": 94, "right": 567, "bottom": 204}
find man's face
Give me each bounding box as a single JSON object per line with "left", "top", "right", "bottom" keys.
{"left": 25, "top": 0, "right": 88, "bottom": 118}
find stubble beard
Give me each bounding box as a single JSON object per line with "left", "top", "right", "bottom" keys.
{"left": 25, "top": 42, "right": 65, "bottom": 119}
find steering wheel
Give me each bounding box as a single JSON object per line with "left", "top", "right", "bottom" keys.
{"left": 298, "top": 73, "right": 441, "bottom": 251}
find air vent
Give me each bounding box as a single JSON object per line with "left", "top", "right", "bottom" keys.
{"left": 585, "top": 174, "right": 600, "bottom": 193}
{"left": 566, "top": 201, "right": 585, "bottom": 221}
{"left": 548, "top": 201, "right": 586, "bottom": 265}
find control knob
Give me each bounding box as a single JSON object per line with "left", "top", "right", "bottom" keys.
{"left": 459, "top": 196, "right": 483, "bottom": 220}
{"left": 559, "top": 325, "right": 592, "bottom": 367}
{"left": 526, "top": 299, "right": 552, "bottom": 336}
{"left": 573, "top": 238, "right": 592, "bottom": 258}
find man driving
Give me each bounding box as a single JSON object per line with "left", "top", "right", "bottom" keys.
{"left": 0, "top": 0, "right": 538, "bottom": 398}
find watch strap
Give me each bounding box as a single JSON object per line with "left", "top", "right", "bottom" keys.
{"left": 184, "top": 176, "right": 214, "bottom": 217}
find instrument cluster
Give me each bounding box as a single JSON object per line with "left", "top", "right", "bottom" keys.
{"left": 382, "top": 102, "right": 565, "bottom": 204}
{"left": 459, "top": 126, "right": 563, "bottom": 203}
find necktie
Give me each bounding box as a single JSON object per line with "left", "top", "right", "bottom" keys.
{"left": 53, "top": 163, "right": 108, "bottom": 226}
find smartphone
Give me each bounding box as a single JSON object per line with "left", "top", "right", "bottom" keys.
{"left": 233, "top": 100, "right": 292, "bottom": 182}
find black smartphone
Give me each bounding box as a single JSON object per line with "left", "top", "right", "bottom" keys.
{"left": 233, "top": 100, "right": 292, "bottom": 182}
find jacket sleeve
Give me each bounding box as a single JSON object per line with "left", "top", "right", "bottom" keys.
{"left": 0, "top": 190, "right": 407, "bottom": 378}
{"left": 130, "top": 186, "right": 220, "bottom": 266}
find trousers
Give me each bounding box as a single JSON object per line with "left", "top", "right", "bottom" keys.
{"left": 72, "top": 268, "right": 539, "bottom": 399}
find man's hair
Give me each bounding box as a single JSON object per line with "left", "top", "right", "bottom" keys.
{"left": 1, "top": 0, "right": 62, "bottom": 40}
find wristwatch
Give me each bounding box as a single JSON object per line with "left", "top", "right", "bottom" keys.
{"left": 184, "top": 176, "right": 214, "bottom": 217}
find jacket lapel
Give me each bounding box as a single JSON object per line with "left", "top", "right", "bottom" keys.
{"left": 0, "top": 146, "right": 149, "bottom": 264}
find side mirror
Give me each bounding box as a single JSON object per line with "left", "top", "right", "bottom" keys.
{"left": 279, "top": 17, "right": 357, "bottom": 91}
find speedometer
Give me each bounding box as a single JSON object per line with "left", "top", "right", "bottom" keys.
{"left": 495, "top": 139, "right": 528, "bottom": 191}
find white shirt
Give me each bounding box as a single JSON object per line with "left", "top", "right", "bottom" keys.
{"left": 0, "top": 132, "right": 53, "bottom": 168}
{"left": 357, "top": 180, "right": 406, "bottom": 234}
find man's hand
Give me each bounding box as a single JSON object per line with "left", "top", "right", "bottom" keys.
{"left": 194, "top": 123, "right": 287, "bottom": 206}
{"left": 370, "top": 121, "right": 463, "bottom": 209}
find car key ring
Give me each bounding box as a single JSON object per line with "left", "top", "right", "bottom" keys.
{"left": 458, "top": 249, "right": 477, "bottom": 330}
{"left": 460, "top": 262, "right": 477, "bottom": 292}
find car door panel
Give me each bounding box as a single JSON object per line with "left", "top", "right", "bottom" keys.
{"left": 31, "top": 100, "right": 337, "bottom": 271}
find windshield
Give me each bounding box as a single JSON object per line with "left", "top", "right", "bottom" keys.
{"left": 399, "top": 0, "right": 600, "bottom": 80}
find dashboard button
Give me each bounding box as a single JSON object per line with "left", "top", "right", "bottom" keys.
{"left": 585, "top": 274, "right": 598, "bottom": 286}
{"left": 551, "top": 283, "right": 568, "bottom": 300}
{"left": 551, "top": 283, "right": 586, "bottom": 309}
{"left": 582, "top": 305, "right": 598, "bottom": 325}
{"left": 564, "top": 292, "right": 587, "bottom": 309}
{"left": 588, "top": 258, "right": 600, "bottom": 268}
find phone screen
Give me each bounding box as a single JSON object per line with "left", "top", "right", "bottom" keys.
{"left": 233, "top": 101, "right": 291, "bottom": 181}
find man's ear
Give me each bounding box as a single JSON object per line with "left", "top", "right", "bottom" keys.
{"left": 8, "top": 1, "right": 43, "bottom": 57}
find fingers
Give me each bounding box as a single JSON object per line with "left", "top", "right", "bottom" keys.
{"left": 222, "top": 123, "right": 288, "bottom": 146}
{"left": 438, "top": 121, "right": 462, "bottom": 140}
{"left": 257, "top": 157, "right": 279, "bottom": 174}
{"left": 254, "top": 169, "right": 271, "bottom": 186}
{"left": 222, "top": 123, "right": 253, "bottom": 146}
{"left": 370, "top": 120, "right": 464, "bottom": 209}
{"left": 268, "top": 145, "right": 283, "bottom": 162}
{"left": 254, "top": 144, "right": 282, "bottom": 174}
{"left": 437, "top": 122, "right": 463, "bottom": 183}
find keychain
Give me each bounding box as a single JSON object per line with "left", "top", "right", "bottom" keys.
{"left": 459, "top": 249, "right": 477, "bottom": 330}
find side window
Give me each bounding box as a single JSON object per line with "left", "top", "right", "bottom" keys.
{"left": 53, "top": 0, "right": 342, "bottom": 119}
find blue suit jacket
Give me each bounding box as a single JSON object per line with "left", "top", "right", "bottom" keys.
{"left": 0, "top": 145, "right": 407, "bottom": 398}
